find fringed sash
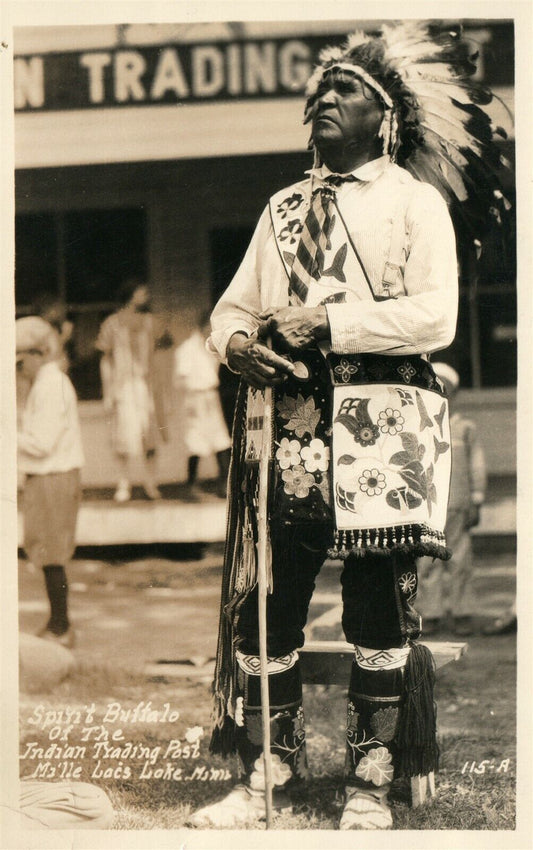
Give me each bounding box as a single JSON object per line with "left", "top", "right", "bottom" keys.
{"left": 210, "top": 382, "right": 275, "bottom": 756}
{"left": 210, "top": 381, "right": 248, "bottom": 756}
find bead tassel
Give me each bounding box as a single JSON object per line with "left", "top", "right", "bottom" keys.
{"left": 327, "top": 523, "right": 450, "bottom": 561}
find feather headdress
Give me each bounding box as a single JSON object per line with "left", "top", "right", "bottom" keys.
{"left": 304, "top": 21, "right": 513, "bottom": 243}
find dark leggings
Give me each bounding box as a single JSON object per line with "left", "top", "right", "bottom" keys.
{"left": 236, "top": 522, "right": 421, "bottom": 656}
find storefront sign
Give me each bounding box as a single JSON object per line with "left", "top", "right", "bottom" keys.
{"left": 14, "top": 25, "right": 513, "bottom": 112}
{"left": 14, "top": 38, "right": 331, "bottom": 111}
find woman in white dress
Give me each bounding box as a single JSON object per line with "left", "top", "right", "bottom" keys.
{"left": 96, "top": 280, "right": 161, "bottom": 502}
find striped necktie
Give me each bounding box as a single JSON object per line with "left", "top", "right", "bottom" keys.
{"left": 288, "top": 174, "right": 357, "bottom": 305}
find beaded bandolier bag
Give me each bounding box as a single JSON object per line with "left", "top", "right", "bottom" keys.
{"left": 210, "top": 21, "right": 512, "bottom": 757}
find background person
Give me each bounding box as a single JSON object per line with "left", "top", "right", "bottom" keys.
{"left": 173, "top": 313, "right": 231, "bottom": 499}
{"left": 483, "top": 600, "right": 517, "bottom": 636}
{"left": 96, "top": 279, "right": 162, "bottom": 502}
{"left": 33, "top": 291, "right": 75, "bottom": 374}
{"left": 17, "top": 316, "right": 84, "bottom": 648}
{"left": 417, "top": 363, "right": 487, "bottom": 637}
{"left": 17, "top": 294, "right": 74, "bottom": 416}
{"left": 20, "top": 779, "right": 114, "bottom": 830}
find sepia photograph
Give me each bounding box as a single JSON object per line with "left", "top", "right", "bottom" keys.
{"left": 1, "top": 2, "right": 531, "bottom": 847}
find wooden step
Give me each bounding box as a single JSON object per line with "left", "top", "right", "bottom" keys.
{"left": 18, "top": 498, "right": 227, "bottom": 546}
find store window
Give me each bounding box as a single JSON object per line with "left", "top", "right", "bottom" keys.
{"left": 209, "top": 226, "right": 254, "bottom": 305}
{"left": 15, "top": 207, "right": 147, "bottom": 399}
{"left": 14, "top": 213, "right": 57, "bottom": 306}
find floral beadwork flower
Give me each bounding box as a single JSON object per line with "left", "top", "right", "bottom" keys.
{"left": 249, "top": 754, "right": 292, "bottom": 790}
{"left": 276, "top": 193, "right": 304, "bottom": 218}
{"left": 398, "top": 572, "right": 417, "bottom": 597}
{"left": 377, "top": 407, "right": 405, "bottom": 436}
{"left": 370, "top": 707, "right": 399, "bottom": 743}
{"left": 279, "top": 220, "right": 304, "bottom": 244}
{"left": 301, "top": 439, "right": 330, "bottom": 473}
{"left": 334, "top": 397, "right": 380, "bottom": 446}
{"left": 184, "top": 725, "right": 204, "bottom": 743}
{"left": 397, "top": 361, "right": 417, "bottom": 383}
{"left": 334, "top": 358, "right": 359, "bottom": 383}
{"left": 359, "top": 468, "right": 386, "bottom": 497}
{"left": 355, "top": 746, "right": 394, "bottom": 786}
{"left": 276, "top": 437, "right": 302, "bottom": 469}
{"left": 282, "top": 465, "right": 315, "bottom": 498}
{"left": 276, "top": 394, "right": 321, "bottom": 438}
{"left": 353, "top": 423, "right": 380, "bottom": 447}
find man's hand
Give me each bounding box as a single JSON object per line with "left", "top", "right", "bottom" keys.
{"left": 258, "top": 306, "right": 330, "bottom": 353}
{"left": 226, "top": 333, "right": 295, "bottom": 389}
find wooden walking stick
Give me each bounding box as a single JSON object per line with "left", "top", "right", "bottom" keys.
{"left": 257, "top": 372, "right": 274, "bottom": 828}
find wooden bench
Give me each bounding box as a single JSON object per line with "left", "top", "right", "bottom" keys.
{"left": 299, "top": 638, "right": 468, "bottom": 806}
{"left": 299, "top": 639, "right": 467, "bottom": 684}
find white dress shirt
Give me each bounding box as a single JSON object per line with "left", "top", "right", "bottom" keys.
{"left": 208, "top": 156, "right": 458, "bottom": 361}
{"left": 18, "top": 360, "right": 85, "bottom": 475}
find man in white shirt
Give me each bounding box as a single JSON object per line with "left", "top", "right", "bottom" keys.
{"left": 191, "top": 24, "right": 506, "bottom": 831}
{"left": 17, "top": 316, "right": 84, "bottom": 648}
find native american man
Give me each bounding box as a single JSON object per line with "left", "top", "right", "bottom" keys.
{"left": 189, "top": 22, "right": 510, "bottom": 830}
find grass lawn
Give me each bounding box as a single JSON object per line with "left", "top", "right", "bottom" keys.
{"left": 19, "top": 631, "right": 516, "bottom": 831}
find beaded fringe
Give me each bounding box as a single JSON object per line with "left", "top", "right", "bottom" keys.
{"left": 327, "top": 523, "right": 450, "bottom": 561}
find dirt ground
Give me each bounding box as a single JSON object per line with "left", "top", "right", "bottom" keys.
{"left": 16, "top": 542, "right": 517, "bottom": 832}
{"left": 18, "top": 539, "right": 515, "bottom": 670}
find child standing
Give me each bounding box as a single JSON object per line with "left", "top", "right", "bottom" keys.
{"left": 417, "top": 362, "right": 487, "bottom": 636}
{"left": 174, "top": 316, "right": 231, "bottom": 499}
{"left": 16, "top": 317, "right": 84, "bottom": 647}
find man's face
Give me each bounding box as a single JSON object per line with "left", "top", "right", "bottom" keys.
{"left": 311, "top": 68, "right": 384, "bottom": 155}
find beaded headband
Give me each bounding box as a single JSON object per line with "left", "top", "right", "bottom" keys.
{"left": 324, "top": 63, "right": 394, "bottom": 109}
